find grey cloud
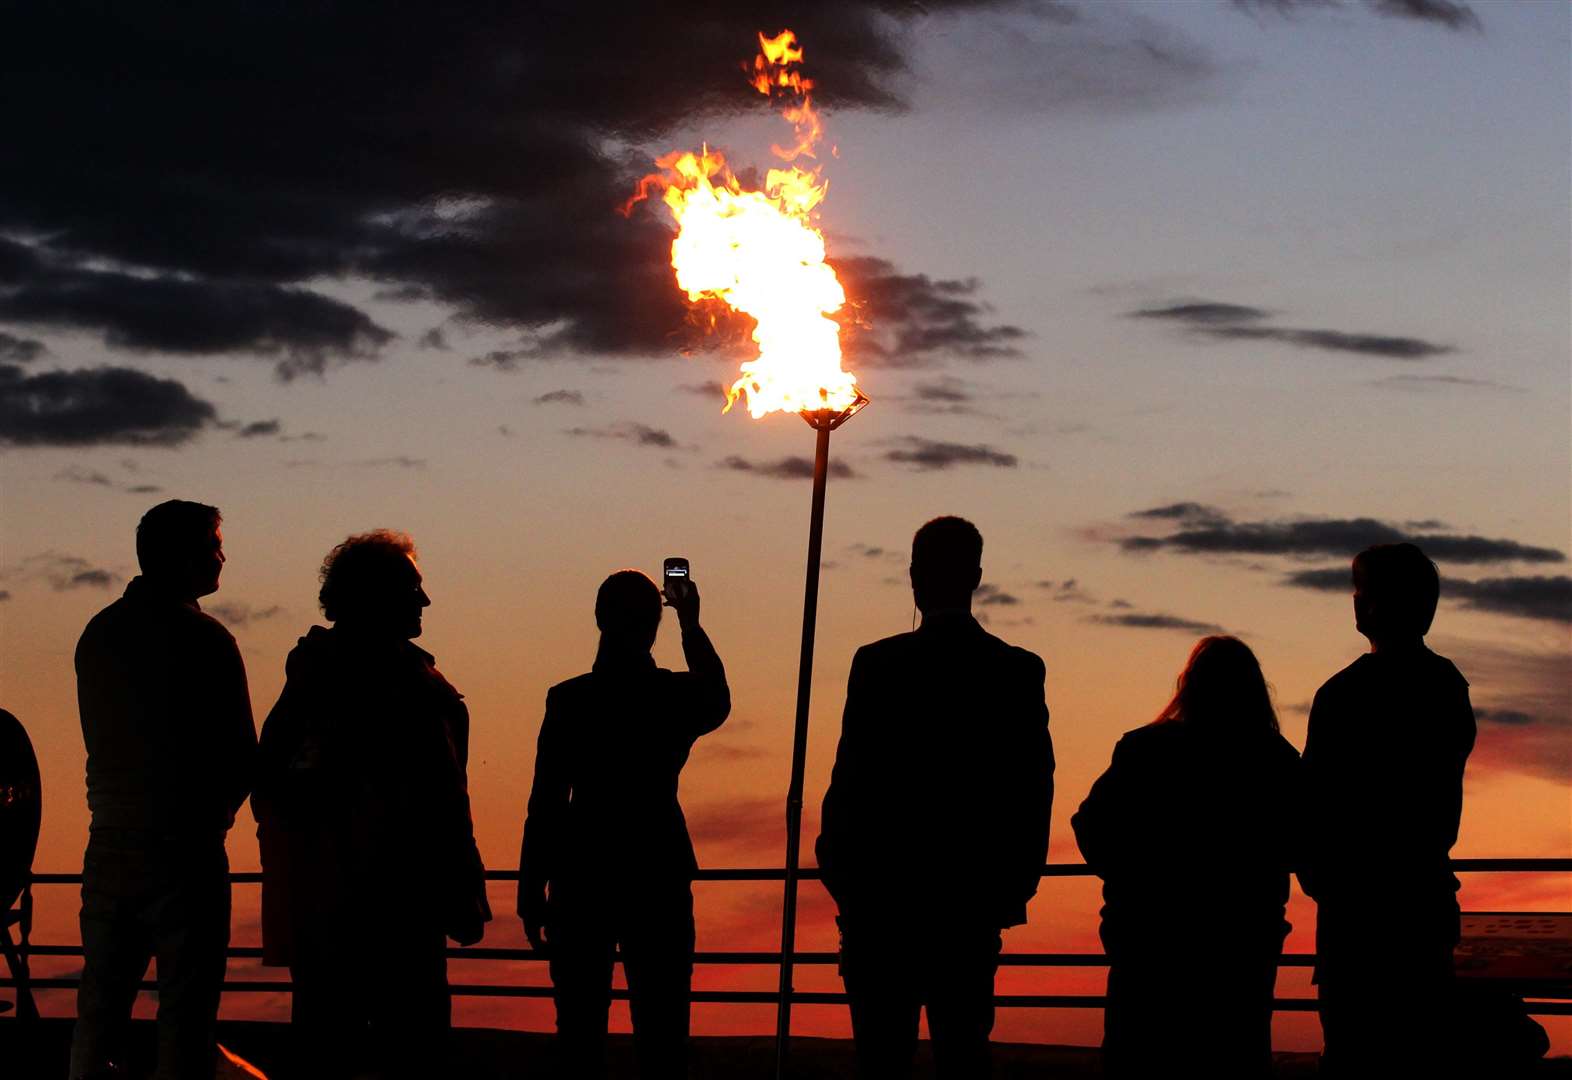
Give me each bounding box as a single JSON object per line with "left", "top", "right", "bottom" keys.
{"left": 16, "top": 554, "right": 120, "bottom": 592}
{"left": 1087, "top": 611, "right": 1225, "bottom": 634}
{"left": 1286, "top": 568, "right": 1569, "bottom": 624}
{"left": 418, "top": 327, "right": 449, "bottom": 351}
{"left": 0, "top": 363, "right": 218, "bottom": 447}
{"left": 836, "top": 257, "right": 1028, "bottom": 366}
{"left": 1129, "top": 298, "right": 1453, "bottom": 360}
{"left": 1200, "top": 325, "right": 1453, "bottom": 359}
{"left": 1130, "top": 501, "right": 1227, "bottom": 523}
{"left": 1448, "top": 575, "right": 1571, "bottom": 625}
{"left": 236, "top": 419, "right": 282, "bottom": 438}
{"left": 1126, "top": 510, "right": 1564, "bottom": 565}
{"left": 566, "top": 422, "right": 678, "bottom": 449}
{"left": 0, "top": 331, "right": 47, "bottom": 362}
{"left": 0, "top": 591, "right": 9, "bottom": 601}
{"left": 976, "top": 583, "right": 1020, "bottom": 606}
{"left": 125, "top": 483, "right": 164, "bottom": 494}
{"left": 533, "top": 389, "right": 585, "bottom": 406}
{"left": 355, "top": 455, "right": 426, "bottom": 469}
{"left": 677, "top": 380, "right": 728, "bottom": 398}
{"left": 1443, "top": 642, "right": 1569, "bottom": 782}
{"left": 1232, "top": 0, "right": 1481, "bottom": 31}
{"left": 1373, "top": 374, "right": 1517, "bottom": 391}
{"left": 719, "top": 455, "right": 857, "bottom": 480}
{"left": 1131, "top": 302, "right": 1269, "bottom": 324}
{"left": 885, "top": 437, "right": 1018, "bottom": 470}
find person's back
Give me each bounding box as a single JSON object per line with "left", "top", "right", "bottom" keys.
{"left": 70, "top": 500, "right": 255, "bottom": 1080}
{"left": 816, "top": 516, "right": 1054, "bottom": 1080}
{"left": 818, "top": 615, "right": 1052, "bottom": 930}
{"left": 1299, "top": 542, "right": 1475, "bottom": 1077}
{"left": 78, "top": 579, "right": 253, "bottom": 837}
{"left": 1073, "top": 636, "right": 1300, "bottom": 1078}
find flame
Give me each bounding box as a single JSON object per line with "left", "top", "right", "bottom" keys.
{"left": 627, "top": 29, "right": 859, "bottom": 419}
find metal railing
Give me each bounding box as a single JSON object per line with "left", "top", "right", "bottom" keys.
{"left": 7, "top": 859, "right": 1572, "bottom": 1017}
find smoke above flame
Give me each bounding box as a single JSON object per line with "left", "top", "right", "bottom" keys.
{"left": 625, "top": 30, "right": 860, "bottom": 419}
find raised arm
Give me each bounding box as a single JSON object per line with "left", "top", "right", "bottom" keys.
{"left": 669, "top": 580, "right": 730, "bottom": 736}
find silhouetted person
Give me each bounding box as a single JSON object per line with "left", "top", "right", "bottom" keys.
{"left": 70, "top": 500, "right": 256, "bottom": 1080}
{"left": 254, "top": 530, "right": 489, "bottom": 1080}
{"left": 1299, "top": 543, "right": 1475, "bottom": 1077}
{"left": 518, "top": 569, "right": 729, "bottom": 1079}
{"left": 816, "top": 516, "right": 1054, "bottom": 1080}
{"left": 1072, "top": 636, "right": 1302, "bottom": 1079}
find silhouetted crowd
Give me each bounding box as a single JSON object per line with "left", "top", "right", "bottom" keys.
{"left": 64, "top": 500, "right": 1482, "bottom": 1080}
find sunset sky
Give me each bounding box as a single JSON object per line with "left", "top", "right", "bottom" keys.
{"left": 2, "top": 0, "right": 1568, "bottom": 1054}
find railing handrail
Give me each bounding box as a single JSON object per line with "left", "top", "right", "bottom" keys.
{"left": 24, "top": 856, "right": 1572, "bottom": 887}
{"left": 10, "top": 858, "right": 1571, "bottom": 1019}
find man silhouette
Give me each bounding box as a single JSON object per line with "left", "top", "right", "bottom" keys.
{"left": 519, "top": 569, "right": 729, "bottom": 1079}
{"left": 816, "top": 516, "right": 1054, "bottom": 1079}
{"left": 254, "top": 530, "right": 489, "bottom": 1080}
{"left": 70, "top": 500, "right": 256, "bottom": 1080}
{"left": 1299, "top": 542, "right": 1476, "bottom": 1077}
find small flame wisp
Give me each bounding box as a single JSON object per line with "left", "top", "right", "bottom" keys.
{"left": 625, "top": 30, "right": 860, "bottom": 419}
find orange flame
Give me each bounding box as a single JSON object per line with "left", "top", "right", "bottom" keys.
{"left": 626, "top": 29, "right": 859, "bottom": 419}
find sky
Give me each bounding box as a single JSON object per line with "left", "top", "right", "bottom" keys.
{"left": 2, "top": 0, "right": 1568, "bottom": 1055}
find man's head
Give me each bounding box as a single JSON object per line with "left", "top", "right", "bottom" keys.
{"left": 910, "top": 516, "right": 983, "bottom": 615}
{"left": 1351, "top": 542, "right": 1440, "bottom": 644}
{"left": 318, "top": 530, "right": 429, "bottom": 639}
{"left": 136, "top": 500, "right": 224, "bottom": 600}
{"left": 596, "top": 569, "right": 662, "bottom": 653}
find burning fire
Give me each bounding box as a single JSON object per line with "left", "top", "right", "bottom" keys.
{"left": 626, "top": 30, "right": 860, "bottom": 419}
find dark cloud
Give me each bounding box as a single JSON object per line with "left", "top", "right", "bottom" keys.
{"left": 1129, "top": 298, "right": 1452, "bottom": 360}
{"left": 1126, "top": 509, "right": 1564, "bottom": 566}
{"left": 1129, "top": 501, "right": 1227, "bottom": 523}
{"left": 126, "top": 483, "right": 164, "bottom": 494}
{"left": 418, "top": 327, "right": 449, "bottom": 351}
{"left": 1232, "top": 0, "right": 1481, "bottom": 31}
{"left": 1131, "top": 302, "right": 1270, "bottom": 324}
{"left": 1200, "top": 325, "right": 1453, "bottom": 359}
{"left": 1, "top": 5, "right": 1035, "bottom": 377}
{"left": 0, "top": 591, "right": 9, "bottom": 602}
{"left": 532, "top": 390, "right": 585, "bottom": 407}
{"left": 207, "top": 601, "right": 285, "bottom": 628}
{"left": 719, "top": 455, "right": 857, "bottom": 480}
{"left": 1087, "top": 611, "right": 1225, "bottom": 634}
{"left": 1448, "top": 576, "right": 1572, "bottom": 625}
{"left": 0, "top": 331, "right": 47, "bottom": 362}
{"left": 1286, "top": 568, "right": 1569, "bottom": 624}
{"left": 884, "top": 437, "right": 1017, "bottom": 470}
{"left": 566, "top": 422, "right": 679, "bottom": 449}
{"left": 14, "top": 554, "right": 120, "bottom": 592}
{"left": 976, "top": 583, "right": 1020, "bottom": 606}
{"left": 1475, "top": 708, "right": 1534, "bottom": 727}
{"left": 836, "top": 257, "right": 1028, "bottom": 365}
{"left": 1037, "top": 578, "right": 1094, "bottom": 603}
{"left": 849, "top": 542, "right": 888, "bottom": 559}
{"left": 235, "top": 419, "right": 282, "bottom": 438}
{"left": 0, "top": 363, "right": 218, "bottom": 447}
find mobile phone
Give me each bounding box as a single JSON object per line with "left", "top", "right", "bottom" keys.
{"left": 663, "top": 557, "right": 691, "bottom": 601}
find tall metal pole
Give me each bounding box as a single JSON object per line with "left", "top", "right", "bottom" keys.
{"left": 774, "top": 416, "right": 832, "bottom": 1080}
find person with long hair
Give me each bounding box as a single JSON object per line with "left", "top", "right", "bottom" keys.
{"left": 1072, "top": 636, "right": 1301, "bottom": 1079}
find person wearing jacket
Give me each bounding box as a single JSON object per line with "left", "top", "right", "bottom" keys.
{"left": 71, "top": 499, "right": 256, "bottom": 1080}
{"left": 1072, "top": 635, "right": 1302, "bottom": 1079}
{"left": 254, "top": 530, "right": 489, "bottom": 1080}
{"left": 1299, "top": 543, "right": 1475, "bottom": 1077}
{"left": 816, "top": 516, "right": 1055, "bottom": 1080}
{"left": 518, "top": 568, "right": 729, "bottom": 1079}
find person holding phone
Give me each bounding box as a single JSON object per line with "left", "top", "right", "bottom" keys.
{"left": 518, "top": 562, "right": 729, "bottom": 1079}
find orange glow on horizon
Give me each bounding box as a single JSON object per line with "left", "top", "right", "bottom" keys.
{"left": 624, "top": 29, "right": 861, "bottom": 420}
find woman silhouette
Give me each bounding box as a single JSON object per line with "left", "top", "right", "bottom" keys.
{"left": 1072, "top": 636, "right": 1302, "bottom": 1079}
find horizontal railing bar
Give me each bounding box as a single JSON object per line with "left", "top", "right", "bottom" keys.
{"left": 24, "top": 857, "right": 1572, "bottom": 888}
{"left": 21, "top": 943, "right": 1326, "bottom": 968}
{"left": 4, "top": 977, "right": 1570, "bottom": 1017}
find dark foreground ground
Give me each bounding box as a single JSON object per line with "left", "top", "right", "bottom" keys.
{"left": 3, "top": 1019, "right": 1569, "bottom": 1079}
